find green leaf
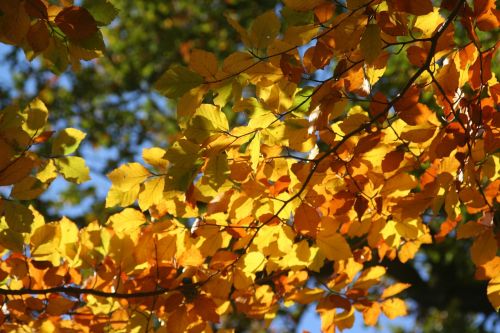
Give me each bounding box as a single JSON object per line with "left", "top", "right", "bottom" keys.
{"left": 54, "top": 156, "right": 91, "bottom": 184}
{"left": 4, "top": 201, "right": 34, "bottom": 233}
{"left": 155, "top": 65, "right": 204, "bottom": 99}
{"left": 84, "top": 0, "right": 119, "bottom": 26}
{"left": 360, "top": 24, "right": 382, "bottom": 64}
{"left": 51, "top": 128, "right": 86, "bottom": 156}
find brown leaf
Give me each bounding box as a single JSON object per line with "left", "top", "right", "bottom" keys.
{"left": 55, "top": 6, "right": 98, "bottom": 40}
{"left": 27, "top": 20, "right": 50, "bottom": 53}
{"left": 24, "top": 0, "right": 48, "bottom": 19}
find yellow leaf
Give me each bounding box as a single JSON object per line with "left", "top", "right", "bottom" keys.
{"left": 381, "top": 298, "right": 408, "bottom": 319}
{"left": 36, "top": 159, "right": 58, "bottom": 182}
{"left": 51, "top": 128, "right": 86, "bottom": 156}
{"left": 288, "top": 288, "right": 325, "bottom": 304}
{"left": 354, "top": 266, "right": 386, "bottom": 290}
{"left": 413, "top": 8, "right": 444, "bottom": 38}
{"left": 487, "top": 274, "right": 500, "bottom": 311}
{"left": 23, "top": 99, "right": 48, "bottom": 135}
{"left": 381, "top": 173, "right": 417, "bottom": 197}
{"left": 142, "top": 147, "right": 168, "bottom": 171}
{"left": 138, "top": 176, "right": 165, "bottom": 211}
{"left": 381, "top": 283, "right": 411, "bottom": 299}
{"left": 107, "top": 208, "right": 147, "bottom": 235}
{"left": 58, "top": 217, "right": 80, "bottom": 263}
{"left": 107, "top": 162, "right": 150, "bottom": 192}
{"left": 317, "top": 232, "right": 352, "bottom": 261}
{"left": 10, "top": 176, "right": 46, "bottom": 200}
{"left": 54, "top": 156, "right": 90, "bottom": 184}
{"left": 362, "top": 302, "right": 381, "bottom": 326}
{"left": 31, "top": 223, "right": 61, "bottom": 265}
{"left": 240, "top": 251, "right": 266, "bottom": 274}
{"left": 248, "top": 131, "right": 261, "bottom": 172}
{"left": 185, "top": 104, "right": 229, "bottom": 144}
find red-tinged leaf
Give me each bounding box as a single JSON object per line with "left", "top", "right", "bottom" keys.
{"left": 355, "top": 133, "right": 381, "bottom": 155}
{"left": 475, "top": 0, "right": 500, "bottom": 31}
{"left": 46, "top": 297, "right": 75, "bottom": 316}
{"left": 435, "top": 217, "right": 459, "bottom": 242}
{"left": 280, "top": 53, "right": 303, "bottom": 83}
{"left": 469, "top": 48, "right": 495, "bottom": 90}
{"left": 0, "top": 157, "right": 34, "bottom": 186}
{"left": 24, "top": 0, "right": 48, "bottom": 19}
{"left": 376, "top": 11, "right": 408, "bottom": 36}
{"left": 294, "top": 203, "right": 321, "bottom": 237}
{"left": 382, "top": 150, "right": 404, "bottom": 173}
{"left": 390, "top": 0, "right": 433, "bottom": 15}
{"left": 193, "top": 296, "right": 219, "bottom": 322}
{"left": 27, "top": 20, "right": 50, "bottom": 53}
{"left": 326, "top": 191, "right": 355, "bottom": 215}
{"left": 407, "top": 45, "right": 427, "bottom": 67}
{"left": 314, "top": 3, "right": 335, "bottom": 23}
{"left": 369, "top": 92, "right": 388, "bottom": 122}
{"left": 399, "top": 103, "right": 433, "bottom": 126}
{"left": 55, "top": 6, "right": 98, "bottom": 40}
{"left": 354, "top": 195, "right": 369, "bottom": 221}
{"left": 209, "top": 251, "right": 238, "bottom": 270}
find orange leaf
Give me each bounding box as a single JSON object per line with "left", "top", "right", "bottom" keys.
{"left": 294, "top": 203, "right": 321, "bottom": 237}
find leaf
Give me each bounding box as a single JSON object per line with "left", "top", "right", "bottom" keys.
{"left": 185, "top": 104, "right": 229, "bottom": 143}
{"left": 10, "top": 176, "right": 46, "bottom": 200}
{"left": 391, "top": 0, "right": 433, "bottom": 16}
{"left": 360, "top": 24, "right": 382, "bottom": 64}
{"left": 31, "top": 223, "right": 61, "bottom": 264}
{"left": 138, "top": 177, "right": 165, "bottom": 211}
{"left": 51, "top": 128, "right": 86, "bottom": 156}
{"left": 354, "top": 266, "right": 386, "bottom": 289}
{"left": 4, "top": 201, "right": 34, "bottom": 233}
{"left": 381, "top": 298, "right": 408, "bottom": 319}
{"left": 27, "top": 20, "right": 50, "bottom": 53}
{"left": 470, "top": 230, "right": 497, "bottom": 266}
{"left": 54, "top": 156, "right": 90, "bottom": 184}
{"left": 142, "top": 147, "right": 168, "bottom": 171}
{"left": 381, "top": 283, "right": 411, "bottom": 299}
{"left": 107, "top": 208, "right": 146, "bottom": 235}
{"left": 107, "top": 162, "right": 151, "bottom": 191}
{"left": 317, "top": 232, "right": 352, "bottom": 261}
{"left": 294, "top": 203, "right": 320, "bottom": 237}
{"left": 284, "top": 0, "right": 326, "bottom": 11}
{"left": 85, "top": 0, "right": 119, "bottom": 26}
{"left": 0, "top": 156, "right": 34, "bottom": 186}
{"left": 0, "top": 0, "right": 31, "bottom": 44}
{"left": 55, "top": 6, "right": 98, "bottom": 40}
{"left": 487, "top": 274, "right": 500, "bottom": 311}
{"left": 249, "top": 11, "right": 280, "bottom": 50}
{"left": 189, "top": 49, "right": 218, "bottom": 79}
{"left": 155, "top": 65, "right": 204, "bottom": 99}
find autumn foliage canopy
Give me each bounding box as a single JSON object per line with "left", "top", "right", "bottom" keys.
{"left": 0, "top": 0, "right": 499, "bottom": 331}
